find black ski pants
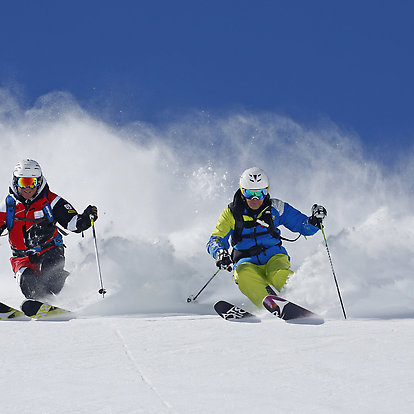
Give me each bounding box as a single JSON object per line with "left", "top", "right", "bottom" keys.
{"left": 20, "top": 246, "right": 69, "bottom": 300}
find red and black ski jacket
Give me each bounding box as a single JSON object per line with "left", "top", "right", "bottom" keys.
{"left": 0, "top": 181, "right": 92, "bottom": 257}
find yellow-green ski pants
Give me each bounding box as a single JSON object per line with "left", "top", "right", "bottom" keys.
{"left": 234, "top": 254, "right": 293, "bottom": 307}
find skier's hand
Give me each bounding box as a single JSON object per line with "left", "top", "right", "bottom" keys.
{"left": 215, "top": 249, "right": 233, "bottom": 272}
{"left": 74, "top": 206, "right": 99, "bottom": 233}
{"left": 82, "top": 205, "right": 98, "bottom": 222}
{"left": 309, "top": 204, "right": 327, "bottom": 227}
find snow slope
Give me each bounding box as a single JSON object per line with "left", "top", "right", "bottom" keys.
{"left": 1, "top": 314, "right": 414, "bottom": 413}
{"left": 1, "top": 90, "right": 414, "bottom": 412}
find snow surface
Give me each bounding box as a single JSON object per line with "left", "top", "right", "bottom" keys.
{"left": 1, "top": 89, "right": 414, "bottom": 413}
{"left": 2, "top": 315, "right": 414, "bottom": 413}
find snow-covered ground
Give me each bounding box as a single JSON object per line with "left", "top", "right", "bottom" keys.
{"left": 2, "top": 314, "right": 414, "bottom": 413}
{"left": 1, "top": 90, "right": 414, "bottom": 413}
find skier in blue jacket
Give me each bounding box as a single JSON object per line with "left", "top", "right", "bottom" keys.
{"left": 206, "top": 167, "right": 327, "bottom": 307}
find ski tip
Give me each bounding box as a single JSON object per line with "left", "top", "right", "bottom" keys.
{"left": 214, "top": 300, "right": 261, "bottom": 323}
{"left": 0, "top": 312, "right": 31, "bottom": 321}
{"left": 0, "top": 301, "right": 31, "bottom": 321}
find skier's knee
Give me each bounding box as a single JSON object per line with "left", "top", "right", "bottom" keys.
{"left": 20, "top": 268, "right": 45, "bottom": 299}
{"left": 271, "top": 269, "right": 293, "bottom": 292}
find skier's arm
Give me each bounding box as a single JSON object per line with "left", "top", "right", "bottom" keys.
{"left": 206, "top": 207, "right": 235, "bottom": 259}
{"left": 52, "top": 197, "right": 98, "bottom": 233}
{"left": 278, "top": 201, "right": 319, "bottom": 236}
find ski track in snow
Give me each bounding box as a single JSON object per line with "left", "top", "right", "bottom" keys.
{"left": 1, "top": 307, "right": 414, "bottom": 413}
{"left": 114, "top": 327, "right": 177, "bottom": 414}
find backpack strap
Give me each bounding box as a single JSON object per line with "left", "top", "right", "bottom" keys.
{"left": 228, "top": 189, "right": 245, "bottom": 246}
{"left": 6, "top": 195, "right": 16, "bottom": 231}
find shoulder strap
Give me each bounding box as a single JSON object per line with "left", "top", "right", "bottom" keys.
{"left": 228, "top": 189, "right": 245, "bottom": 246}
{"left": 6, "top": 195, "right": 16, "bottom": 231}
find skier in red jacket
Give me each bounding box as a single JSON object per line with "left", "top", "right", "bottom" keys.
{"left": 0, "top": 159, "right": 98, "bottom": 300}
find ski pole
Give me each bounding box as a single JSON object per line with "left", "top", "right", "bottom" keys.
{"left": 187, "top": 269, "right": 221, "bottom": 303}
{"left": 90, "top": 215, "right": 107, "bottom": 298}
{"left": 320, "top": 224, "right": 347, "bottom": 319}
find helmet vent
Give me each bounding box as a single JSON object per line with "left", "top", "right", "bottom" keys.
{"left": 249, "top": 174, "right": 262, "bottom": 183}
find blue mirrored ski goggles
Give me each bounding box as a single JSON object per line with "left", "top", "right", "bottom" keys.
{"left": 241, "top": 187, "right": 268, "bottom": 200}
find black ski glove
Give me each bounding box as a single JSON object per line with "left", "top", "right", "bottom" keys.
{"left": 309, "top": 204, "right": 327, "bottom": 228}
{"left": 215, "top": 249, "right": 233, "bottom": 272}
{"left": 75, "top": 205, "right": 98, "bottom": 232}
{"left": 83, "top": 205, "right": 98, "bottom": 221}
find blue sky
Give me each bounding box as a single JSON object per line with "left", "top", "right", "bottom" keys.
{"left": 1, "top": 1, "right": 413, "bottom": 159}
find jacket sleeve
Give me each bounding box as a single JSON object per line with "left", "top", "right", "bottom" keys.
{"left": 206, "top": 207, "right": 235, "bottom": 259}
{"left": 278, "top": 201, "right": 319, "bottom": 236}
{"left": 51, "top": 197, "right": 91, "bottom": 233}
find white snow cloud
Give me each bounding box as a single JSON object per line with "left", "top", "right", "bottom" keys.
{"left": 0, "top": 88, "right": 413, "bottom": 319}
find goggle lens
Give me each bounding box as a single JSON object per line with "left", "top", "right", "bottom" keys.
{"left": 17, "top": 177, "right": 38, "bottom": 189}
{"left": 242, "top": 187, "right": 268, "bottom": 200}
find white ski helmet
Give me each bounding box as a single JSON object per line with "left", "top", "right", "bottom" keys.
{"left": 13, "top": 159, "right": 43, "bottom": 178}
{"left": 239, "top": 167, "right": 269, "bottom": 190}
{"left": 12, "top": 159, "right": 45, "bottom": 196}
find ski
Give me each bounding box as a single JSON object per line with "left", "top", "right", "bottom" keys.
{"left": 263, "top": 295, "right": 324, "bottom": 325}
{"left": 214, "top": 300, "right": 261, "bottom": 323}
{"left": 0, "top": 301, "right": 30, "bottom": 320}
{"left": 21, "top": 299, "right": 74, "bottom": 321}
